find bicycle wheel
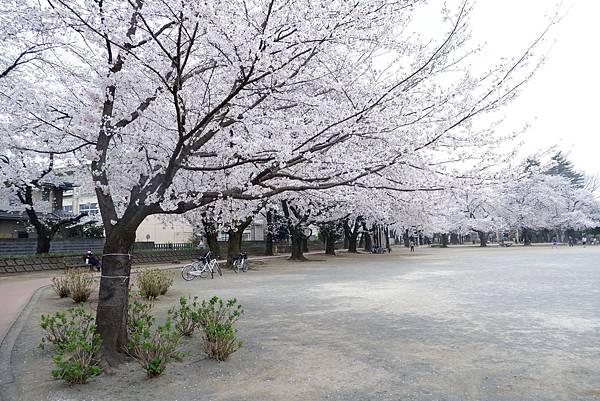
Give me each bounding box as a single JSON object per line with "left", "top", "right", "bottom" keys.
{"left": 233, "top": 260, "right": 240, "bottom": 273}
{"left": 242, "top": 260, "right": 248, "bottom": 272}
{"left": 181, "top": 264, "right": 196, "bottom": 281}
{"left": 215, "top": 262, "right": 223, "bottom": 277}
{"left": 199, "top": 266, "right": 209, "bottom": 278}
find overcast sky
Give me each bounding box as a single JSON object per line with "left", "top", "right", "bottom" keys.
{"left": 468, "top": 0, "right": 599, "bottom": 176}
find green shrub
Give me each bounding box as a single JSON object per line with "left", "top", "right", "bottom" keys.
{"left": 40, "top": 307, "right": 101, "bottom": 384}
{"left": 136, "top": 268, "right": 173, "bottom": 300}
{"left": 127, "top": 298, "right": 154, "bottom": 337}
{"left": 40, "top": 311, "right": 71, "bottom": 351}
{"left": 67, "top": 269, "right": 94, "bottom": 303}
{"left": 168, "top": 296, "right": 200, "bottom": 337}
{"left": 127, "top": 308, "right": 183, "bottom": 378}
{"left": 51, "top": 273, "right": 71, "bottom": 298}
{"left": 196, "top": 296, "right": 244, "bottom": 361}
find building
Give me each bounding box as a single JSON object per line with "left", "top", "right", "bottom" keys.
{"left": 0, "top": 183, "right": 73, "bottom": 239}
{"left": 62, "top": 188, "right": 265, "bottom": 244}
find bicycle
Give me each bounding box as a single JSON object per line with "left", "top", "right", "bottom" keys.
{"left": 181, "top": 251, "right": 222, "bottom": 281}
{"left": 233, "top": 252, "right": 248, "bottom": 273}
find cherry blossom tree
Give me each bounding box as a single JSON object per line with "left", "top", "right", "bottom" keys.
{"left": 2, "top": 0, "right": 551, "bottom": 362}
{"left": 0, "top": 152, "right": 88, "bottom": 253}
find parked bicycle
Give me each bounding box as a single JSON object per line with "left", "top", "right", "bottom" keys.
{"left": 181, "top": 251, "right": 222, "bottom": 281}
{"left": 233, "top": 252, "right": 248, "bottom": 273}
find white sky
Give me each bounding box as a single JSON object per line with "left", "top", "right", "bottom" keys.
{"left": 467, "top": 0, "right": 599, "bottom": 176}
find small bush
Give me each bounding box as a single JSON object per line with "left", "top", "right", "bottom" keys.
{"left": 196, "top": 296, "right": 244, "bottom": 361}
{"left": 127, "top": 309, "right": 183, "bottom": 378}
{"left": 40, "top": 307, "right": 101, "bottom": 384}
{"left": 136, "top": 268, "right": 173, "bottom": 300}
{"left": 168, "top": 296, "right": 200, "bottom": 337}
{"left": 127, "top": 298, "right": 153, "bottom": 337}
{"left": 51, "top": 274, "right": 71, "bottom": 298}
{"left": 67, "top": 269, "right": 94, "bottom": 303}
{"left": 40, "top": 311, "right": 71, "bottom": 351}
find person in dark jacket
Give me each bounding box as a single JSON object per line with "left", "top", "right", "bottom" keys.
{"left": 85, "top": 251, "right": 101, "bottom": 272}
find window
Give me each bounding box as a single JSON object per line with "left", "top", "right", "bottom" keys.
{"left": 242, "top": 230, "right": 252, "bottom": 241}
{"left": 80, "top": 202, "right": 98, "bottom": 215}
{"left": 63, "top": 205, "right": 73, "bottom": 213}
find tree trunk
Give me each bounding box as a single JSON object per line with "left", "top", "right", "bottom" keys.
{"left": 302, "top": 237, "right": 309, "bottom": 253}
{"left": 96, "top": 227, "right": 136, "bottom": 365}
{"left": 450, "top": 232, "right": 459, "bottom": 245}
{"left": 477, "top": 230, "right": 487, "bottom": 247}
{"left": 522, "top": 227, "right": 532, "bottom": 246}
{"left": 384, "top": 227, "right": 390, "bottom": 250}
{"left": 226, "top": 230, "right": 243, "bottom": 269}
{"left": 324, "top": 231, "right": 336, "bottom": 256}
{"left": 441, "top": 233, "right": 449, "bottom": 248}
{"left": 36, "top": 230, "right": 52, "bottom": 254}
{"left": 204, "top": 230, "right": 220, "bottom": 258}
{"left": 226, "top": 218, "right": 251, "bottom": 269}
{"left": 404, "top": 229, "right": 410, "bottom": 247}
{"left": 343, "top": 219, "right": 360, "bottom": 253}
{"left": 363, "top": 232, "right": 372, "bottom": 252}
{"left": 325, "top": 238, "right": 336, "bottom": 255}
{"left": 264, "top": 210, "right": 274, "bottom": 256}
{"left": 288, "top": 226, "right": 307, "bottom": 261}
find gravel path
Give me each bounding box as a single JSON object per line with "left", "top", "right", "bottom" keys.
{"left": 7, "top": 246, "right": 600, "bottom": 401}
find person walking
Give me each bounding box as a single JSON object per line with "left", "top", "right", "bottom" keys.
{"left": 409, "top": 239, "right": 415, "bottom": 253}
{"left": 582, "top": 236, "right": 587, "bottom": 247}
{"left": 552, "top": 238, "right": 557, "bottom": 249}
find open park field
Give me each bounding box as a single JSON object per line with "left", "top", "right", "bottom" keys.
{"left": 3, "top": 246, "right": 600, "bottom": 401}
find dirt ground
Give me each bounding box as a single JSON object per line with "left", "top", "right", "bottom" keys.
{"left": 6, "top": 246, "right": 600, "bottom": 401}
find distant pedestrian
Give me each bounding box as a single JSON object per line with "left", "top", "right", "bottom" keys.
{"left": 582, "top": 236, "right": 587, "bottom": 247}
{"left": 85, "top": 251, "right": 101, "bottom": 272}
{"left": 552, "top": 238, "right": 557, "bottom": 249}
{"left": 409, "top": 239, "right": 415, "bottom": 253}
{"left": 568, "top": 236, "right": 574, "bottom": 247}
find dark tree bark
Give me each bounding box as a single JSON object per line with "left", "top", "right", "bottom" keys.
{"left": 302, "top": 237, "right": 309, "bottom": 253}
{"left": 264, "top": 209, "right": 274, "bottom": 256}
{"left": 343, "top": 219, "right": 360, "bottom": 253}
{"left": 441, "top": 233, "right": 449, "bottom": 248}
{"left": 362, "top": 222, "right": 373, "bottom": 252}
{"left": 201, "top": 216, "right": 221, "bottom": 258}
{"left": 522, "top": 227, "right": 532, "bottom": 246}
{"left": 288, "top": 226, "right": 307, "bottom": 261}
{"left": 281, "top": 200, "right": 308, "bottom": 261}
{"left": 450, "top": 232, "right": 459, "bottom": 245}
{"left": 384, "top": 227, "right": 391, "bottom": 250}
{"left": 226, "top": 218, "right": 252, "bottom": 269}
{"left": 19, "top": 186, "right": 87, "bottom": 254}
{"left": 476, "top": 230, "right": 487, "bottom": 247}
{"left": 36, "top": 231, "right": 52, "bottom": 254}
{"left": 320, "top": 222, "right": 341, "bottom": 256}
{"left": 96, "top": 226, "right": 136, "bottom": 365}
{"left": 324, "top": 235, "right": 336, "bottom": 255}
{"left": 404, "top": 229, "right": 410, "bottom": 247}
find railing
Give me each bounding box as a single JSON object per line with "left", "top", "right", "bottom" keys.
{"left": 152, "top": 242, "right": 194, "bottom": 250}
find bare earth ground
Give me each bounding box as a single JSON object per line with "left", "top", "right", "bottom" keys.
{"left": 7, "top": 246, "right": 600, "bottom": 401}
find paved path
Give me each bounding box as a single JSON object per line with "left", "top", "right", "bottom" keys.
{"left": 0, "top": 275, "right": 52, "bottom": 342}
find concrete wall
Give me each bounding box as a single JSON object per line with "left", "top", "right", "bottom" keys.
{"left": 0, "top": 238, "right": 105, "bottom": 255}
